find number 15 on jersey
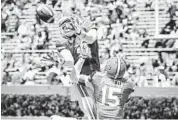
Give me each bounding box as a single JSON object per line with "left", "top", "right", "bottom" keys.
{"left": 101, "top": 86, "right": 122, "bottom": 107}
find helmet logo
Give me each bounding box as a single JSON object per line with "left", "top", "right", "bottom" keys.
{"left": 105, "top": 65, "right": 111, "bottom": 71}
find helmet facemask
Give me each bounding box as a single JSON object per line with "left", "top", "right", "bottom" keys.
{"left": 59, "top": 19, "right": 76, "bottom": 38}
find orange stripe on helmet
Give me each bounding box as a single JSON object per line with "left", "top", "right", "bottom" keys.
{"left": 114, "top": 57, "right": 121, "bottom": 79}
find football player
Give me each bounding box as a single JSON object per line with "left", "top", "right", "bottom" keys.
{"left": 42, "top": 17, "right": 99, "bottom": 120}
{"left": 50, "top": 56, "right": 135, "bottom": 120}
{"left": 37, "top": 5, "right": 100, "bottom": 119}
{"left": 56, "top": 16, "right": 101, "bottom": 119}
{"left": 78, "top": 57, "right": 135, "bottom": 119}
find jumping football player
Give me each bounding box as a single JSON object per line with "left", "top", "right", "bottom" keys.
{"left": 37, "top": 4, "right": 100, "bottom": 119}
{"left": 56, "top": 16, "right": 100, "bottom": 120}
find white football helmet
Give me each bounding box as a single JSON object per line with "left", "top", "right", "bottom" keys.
{"left": 58, "top": 17, "right": 77, "bottom": 38}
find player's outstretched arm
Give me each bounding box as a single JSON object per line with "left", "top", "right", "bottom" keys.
{"left": 70, "top": 42, "right": 92, "bottom": 82}
{"left": 74, "top": 17, "right": 97, "bottom": 44}
{"left": 121, "top": 81, "right": 135, "bottom": 105}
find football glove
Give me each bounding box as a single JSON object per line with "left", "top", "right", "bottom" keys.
{"left": 41, "top": 50, "right": 65, "bottom": 65}
{"left": 79, "top": 42, "right": 92, "bottom": 59}
{"left": 81, "top": 18, "right": 94, "bottom": 32}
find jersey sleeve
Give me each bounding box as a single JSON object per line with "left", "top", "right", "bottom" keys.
{"left": 120, "top": 81, "right": 135, "bottom": 107}
{"left": 89, "top": 72, "right": 103, "bottom": 87}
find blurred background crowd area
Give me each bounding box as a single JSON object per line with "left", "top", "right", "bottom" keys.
{"left": 1, "top": 94, "right": 178, "bottom": 119}
{"left": 1, "top": 0, "right": 178, "bottom": 86}
{"left": 1, "top": 94, "right": 84, "bottom": 117}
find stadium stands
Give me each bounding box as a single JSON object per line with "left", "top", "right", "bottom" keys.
{"left": 1, "top": 0, "right": 178, "bottom": 86}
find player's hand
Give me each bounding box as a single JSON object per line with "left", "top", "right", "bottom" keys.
{"left": 41, "top": 51, "right": 65, "bottom": 65}
{"left": 81, "top": 18, "right": 94, "bottom": 32}
{"left": 70, "top": 16, "right": 82, "bottom": 35}
{"left": 80, "top": 42, "right": 91, "bottom": 59}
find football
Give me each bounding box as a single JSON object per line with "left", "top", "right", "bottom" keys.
{"left": 36, "top": 4, "right": 54, "bottom": 23}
